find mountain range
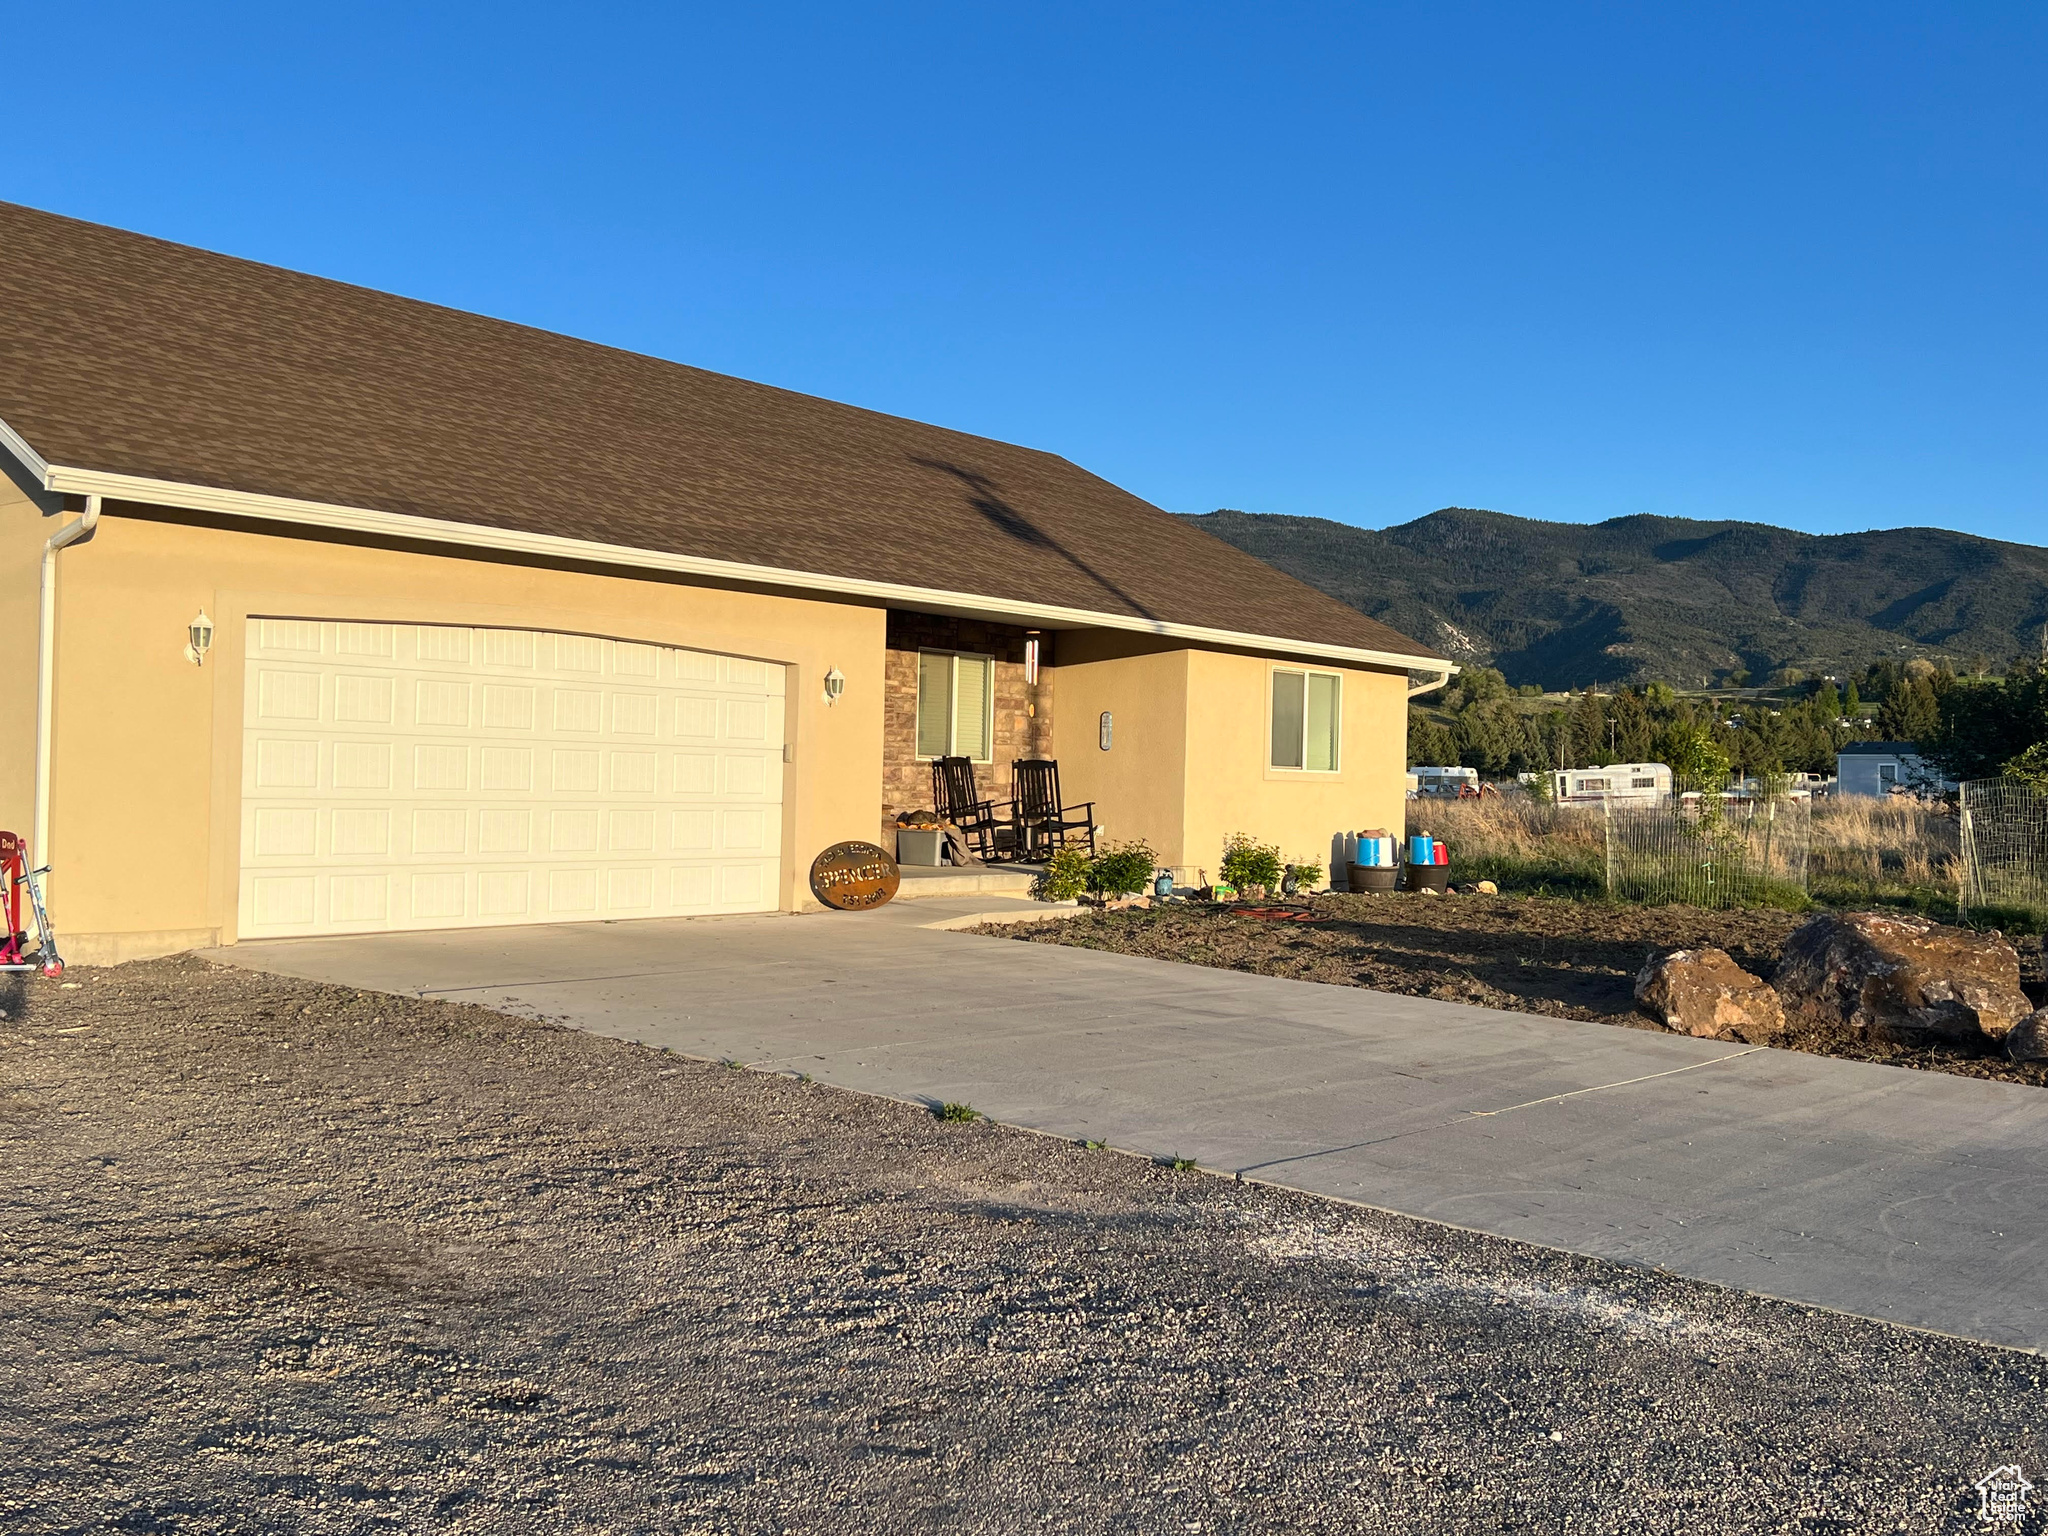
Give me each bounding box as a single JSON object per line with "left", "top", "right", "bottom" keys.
{"left": 1182, "top": 507, "right": 2048, "bottom": 689}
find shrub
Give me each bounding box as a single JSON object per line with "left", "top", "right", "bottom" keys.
{"left": 1287, "top": 856, "right": 1325, "bottom": 891}
{"left": 1032, "top": 847, "right": 1092, "bottom": 903}
{"left": 1031, "top": 840, "right": 1158, "bottom": 902}
{"left": 1220, "top": 834, "right": 1284, "bottom": 891}
{"left": 1089, "top": 839, "right": 1158, "bottom": 898}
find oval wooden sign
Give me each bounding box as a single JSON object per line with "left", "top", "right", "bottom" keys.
{"left": 810, "top": 841, "right": 901, "bottom": 911}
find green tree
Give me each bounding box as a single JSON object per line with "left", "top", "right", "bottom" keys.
{"left": 1924, "top": 664, "right": 2048, "bottom": 781}
{"left": 1569, "top": 690, "right": 1608, "bottom": 766}
{"left": 1877, "top": 677, "right": 1940, "bottom": 743}
{"left": 2004, "top": 741, "right": 2048, "bottom": 790}
{"left": 1407, "top": 709, "right": 1459, "bottom": 768}
{"left": 1455, "top": 697, "right": 1523, "bottom": 777}
{"left": 1668, "top": 726, "right": 1732, "bottom": 797}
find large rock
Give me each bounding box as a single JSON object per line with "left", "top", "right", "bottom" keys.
{"left": 2006, "top": 1008, "right": 2048, "bottom": 1062}
{"left": 1773, "top": 911, "right": 2032, "bottom": 1048}
{"left": 1634, "top": 948, "right": 1786, "bottom": 1042}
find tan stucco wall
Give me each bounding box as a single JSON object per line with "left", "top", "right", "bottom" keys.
{"left": 1052, "top": 637, "right": 1408, "bottom": 882}
{"left": 46, "top": 510, "right": 886, "bottom": 960}
{"left": 1048, "top": 646, "right": 1191, "bottom": 862}
{"left": 0, "top": 476, "right": 47, "bottom": 843}
{"left": 1181, "top": 650, "right": 1408, "bottom": 883}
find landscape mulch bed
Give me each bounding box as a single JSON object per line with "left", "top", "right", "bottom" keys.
{"left": 984, "top": 894, "right": 2048, "bottom": 1087}
{"left": 3, "top": 957, "right": 2044, "bottom": 1532}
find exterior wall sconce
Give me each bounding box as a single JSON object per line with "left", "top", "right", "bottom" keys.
{"left": 1099, "top": 710, "right": 1113, "bottom": 751}
{"left": 822, "top": 668, "right": 845, "bottom": 705}
{"left": 184, "top": 609, "right": 214, "bottom": 666}
{"left": 1024, "top": 631, "right": 1040, "bottom": 686}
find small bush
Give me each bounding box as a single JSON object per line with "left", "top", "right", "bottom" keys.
{"left": 1287, "top": 856, "right": 1326, "bottom": 891}
{"left": 1220, "top": 834, "right": 1284, "bottom": 892}
{"left": 1089, "top": 838, "right": 1157, "bottom": 898}
{"left": 1033, "top": 847, "right": 1092, "bottom": 903}
{"left": 934, "top": 1101, "right": 983, "bottom": 1122}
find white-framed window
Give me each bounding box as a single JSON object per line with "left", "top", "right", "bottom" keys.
{"left": 916, "top": 650, "right": 995, "bottom": 762}
{"left": 1270, "top": 667, "right": 1341, "bottom": 772}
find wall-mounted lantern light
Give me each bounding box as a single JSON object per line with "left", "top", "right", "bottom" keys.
{"left": 1099, "top": 710, "right": 1113, "bottom": 751}
{"left": 184, "top": 609, "right": 214, "bottom": 667}
{"left": 1024, "top": 631, "right": 1041, "bottom": 686}
{"left": 822, "top": 668, "right": 845, "bottom": 705}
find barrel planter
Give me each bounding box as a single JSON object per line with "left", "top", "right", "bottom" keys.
{"left": 1404, "top": 863, "right": 1452, "bottom": 894}
{"left": 1346, "top": 863, "right": 1400, "bottom": 894}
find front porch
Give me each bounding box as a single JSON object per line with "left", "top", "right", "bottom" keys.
{"left": 880, "top": 609, "right": 1060, "bottom": 852}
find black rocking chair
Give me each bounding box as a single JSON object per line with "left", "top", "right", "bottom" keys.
{"left": 1012, "top": 759, "right": 1096, "bottom": 861}
{"left": 931, "top": 757, "right": 1018, "bottom": 863}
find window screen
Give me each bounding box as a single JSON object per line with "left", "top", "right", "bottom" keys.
{"left": 1270, "top": 668, "right": 1341, "bottom": 771}
{"left": 915, "top": 651, "right": 994, "bottom": 763}
{"left": 916, "top": 652, "right": 952, "bottom": 759}
{"left": 953, "top": 655, "right": 991, "bottom": 761}
{"left": 1270, "top": 670, "right": 1306, "bottom": 769}
{"left": 1306, "top": 672, "right": 1340, "bottom": 772}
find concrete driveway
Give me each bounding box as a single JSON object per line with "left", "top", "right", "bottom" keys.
{"left": 206, "top": 896, "right": 2048, "bottom": 1352}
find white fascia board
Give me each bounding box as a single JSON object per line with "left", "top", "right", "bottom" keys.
{"left": 0, "top": 415, "right": 52, "bottom": 484}
{"left": 43, "top": 463, "right": 1458, "bottom": 675}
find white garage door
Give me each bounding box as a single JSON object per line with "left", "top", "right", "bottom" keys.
{"left": 239, "top": 619, "right": 785, "bottom": 938}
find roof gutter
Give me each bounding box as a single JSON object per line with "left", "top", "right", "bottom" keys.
{"left": 35, "top": 494, "right": 101, "bottom": 905}
{"left": 37, "top": 463, "right": 1458, "bottom": 677}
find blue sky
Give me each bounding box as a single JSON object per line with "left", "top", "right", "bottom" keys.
{"left": 7, "top": 3, "right": 2046, "bottom": 545}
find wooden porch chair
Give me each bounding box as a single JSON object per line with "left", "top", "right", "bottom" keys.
{"left": 1012, "top": 759, "right": 1096, "bottom": 861}
{"left": 930, "top": 757, "right": 1017, "bottom": 863}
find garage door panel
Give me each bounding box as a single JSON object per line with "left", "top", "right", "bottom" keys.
{"left": 239, "top": 621, "right": 786, "bottom": 938}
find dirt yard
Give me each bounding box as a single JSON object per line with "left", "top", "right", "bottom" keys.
{"left": 985, "top": 894, "right": 2048, "bottom": 1086}
{"left": 4, "top": 956, "right": 2045, "bottom": 1533}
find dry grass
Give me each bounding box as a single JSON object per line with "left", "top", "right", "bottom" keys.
{"left": 1410, "top": 792, "right": 1990, "bottom": 922}
{"left": 1806, "top": 795, "right": 1960, "bottom": 899}
{"left": 1413, "top": 797, "right": 1605, "bottom": 899}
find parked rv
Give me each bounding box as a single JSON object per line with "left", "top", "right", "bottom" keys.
{"left": 1547, "top": 763, "right": 1672, "bottom": 805}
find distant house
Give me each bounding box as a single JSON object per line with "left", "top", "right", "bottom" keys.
{"left": 1548, "top": 764, "right": 1671, "bottom": 806}
{"left": 1836, "top": 742, "right": 1949, "bottom": 797}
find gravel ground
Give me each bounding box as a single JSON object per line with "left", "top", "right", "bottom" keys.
{"left": 3, "top": 957, "right": 2044, "bottom": 1534}
{"left": 986, "top": 896, "right": 2048, "bottom": 1086}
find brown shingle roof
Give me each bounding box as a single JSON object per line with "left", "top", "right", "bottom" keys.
{"left": 0, "top": 201, "right": 1440, "bottom": 663}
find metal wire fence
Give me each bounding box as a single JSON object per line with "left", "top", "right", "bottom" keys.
{"left": 1959, "top": 778, "right": 2048, "bottom": 920}
{"left": 1603, "top": 796, "right": 1811, "bottom": 909}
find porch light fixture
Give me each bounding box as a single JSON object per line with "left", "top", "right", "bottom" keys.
{"left": 184, "top": 609, "right": 214, "bottom": 666}
{"left": 822, "top": 668, "right": 845, "bottom": 705}
{"left": 1099, "top": 710, "right": 1113, "bottom": 751}
{"left": 1024, "top": 631, "right": 1040, "bottom": 686}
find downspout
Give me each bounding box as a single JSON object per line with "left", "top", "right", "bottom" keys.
{"left": 34, "top": 495, "right": 101, "bottom": 888}
{"left": 1407, "top": 666, "right": 1455, "bottom": 699}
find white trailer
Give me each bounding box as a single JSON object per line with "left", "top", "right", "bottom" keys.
{"left": 1410, "top": 765, "right": 1480, "bottom": 799}
{"left": 1550, "top": 763, "right": 1671, "bottom": 805}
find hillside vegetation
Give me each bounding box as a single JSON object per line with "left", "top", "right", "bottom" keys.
{"left": 1184, "top": 506, "right": 2048, "bottom": 689}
